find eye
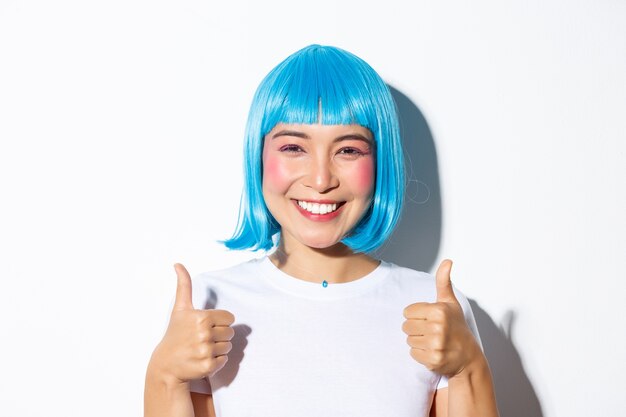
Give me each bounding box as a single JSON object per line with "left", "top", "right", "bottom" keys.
{"left": 337, "top": 147, "right": 368, "bottom": 157}
{"left": 280, "top": 144, "right": 304, "bottom": 153}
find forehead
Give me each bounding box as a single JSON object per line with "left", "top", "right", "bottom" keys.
{"left": 265, "top": 123, "right": 373, "bottom": 140}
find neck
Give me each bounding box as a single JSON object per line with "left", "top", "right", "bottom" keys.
{"left": 269, "top": 239, "right": 380, "bottom": 285}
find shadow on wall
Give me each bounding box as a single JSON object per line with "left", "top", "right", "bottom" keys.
{"left": 377, "top": 86, "right": 543, "bottom": 417}
{"left": 470, "top": 301, "right": 544, "bottom": 417}
{"left": 374, "top": 86, "right": 442, "bottom": 273}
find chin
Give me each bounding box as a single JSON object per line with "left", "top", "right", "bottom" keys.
{"left": 305, "top": 241, "right": 337, "bottom": 250}
{"left": 298, "top": 235, "right": 345, "bottom": 250}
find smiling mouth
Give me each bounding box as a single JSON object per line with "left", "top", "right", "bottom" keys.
{"left": 295, "top": 200, "right": 345, "bottom": 215}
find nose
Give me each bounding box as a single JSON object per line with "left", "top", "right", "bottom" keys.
{"left": 305, "top": 158, "right": 339, "bottom": 193}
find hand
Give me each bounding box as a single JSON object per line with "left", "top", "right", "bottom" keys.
{"left": 402, "top": 259, "right": 480, "bottom": 377}
{"left": 149, "top": 263, "right": 236, "bottom": 384}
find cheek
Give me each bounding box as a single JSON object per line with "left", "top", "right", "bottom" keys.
{"left": 349, "top": 158, "right": 376, "bottom": 196}
{"left": 262, "top": 151, "right": 294, "bottom": 193}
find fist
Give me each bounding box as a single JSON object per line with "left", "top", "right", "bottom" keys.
{"left": 151, "top": 263, "right": 236, "bottom": 383}
{"left": 402, "top": 259, "right": 479, "bottom": 377}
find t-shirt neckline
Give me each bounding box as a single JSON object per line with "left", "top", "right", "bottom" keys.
{"left": 257, "top": 256, "right": 391, "bottom": 300}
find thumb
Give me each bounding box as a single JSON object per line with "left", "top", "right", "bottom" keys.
{"left": 435, "top": 259, "right": 458, "bottom": 304}
{"left": 173, "top": 263, "right": 194, "bottom": 311}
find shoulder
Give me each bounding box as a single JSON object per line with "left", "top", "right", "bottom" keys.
{"left": 192, "top": 257, "right": 265, "bottom": 284}
{"left": 382, "top": 261, "right": 434, "bottom": 287}
{"left": 381, "top": 261, "right": 473, "bottom": 306}
{"left": 383, "top": 261, "right": 432, "bottom": 282}
{"left": 377, "top": 261, "right": 439, "bottom": 303}
{"left": 189, "top": 257, "right": 266, "bottom": 309}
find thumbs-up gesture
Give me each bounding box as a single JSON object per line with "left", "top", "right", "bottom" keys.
{"left": 149, "top": 263, "right": 236, "bottom": 384}
{"left": 402, "top": 259, "right": 480, "bottom": 377}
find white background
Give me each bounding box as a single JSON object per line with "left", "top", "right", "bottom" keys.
{"left": 1, "top": 1, "right": 625, "bottom": 416}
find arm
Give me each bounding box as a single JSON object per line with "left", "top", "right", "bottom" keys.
{"left": 144, "top": 358, "right": 217, "bottom": 417}
{"left": 191, "top": 392, "right": 217, "bottom": 417}
{"left": 144, "top": 357, "right": 194, "bottom": 417}
{"left": 430, "top": 387, "right": 446, "bottom": 417}
{"left": 445, "top": 353, "right": 498, "bottom": 417}
{"left": 430, "top": 351, "right": 499, "bottom": 417}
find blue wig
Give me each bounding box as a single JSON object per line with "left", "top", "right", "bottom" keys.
{"left": 222, "top": 44, "right": 405, "bottom": 253}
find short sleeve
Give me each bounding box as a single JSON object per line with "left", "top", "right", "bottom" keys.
{"left": 189, "top": 377, "right": 213, "bottom": 394}
{"left": 436, "top": 285, "right": 483, "bottom": 390}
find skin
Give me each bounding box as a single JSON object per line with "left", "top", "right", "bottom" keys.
{"left": 144, "top": 123, "right": 499, "bottom": 417}
{"left": 261, "top": 123, "right": 380, "bottom": 283}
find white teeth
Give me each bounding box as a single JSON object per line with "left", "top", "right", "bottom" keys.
{"left": 297, "top": 201, "right": 339, "bottom": 215}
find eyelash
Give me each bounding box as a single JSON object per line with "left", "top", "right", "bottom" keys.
{"left": 279, "top": 145, "right": 369, "bottom": 157}
{"left": 338, "top": 147, "right": 367, "bottom": 156}
{"left": 280, "top": 145, "right": 304, "bottom": 153}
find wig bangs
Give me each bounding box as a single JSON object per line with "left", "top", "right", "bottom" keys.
{"left": 258, "top": 46, "right": 382, "bottom": 136}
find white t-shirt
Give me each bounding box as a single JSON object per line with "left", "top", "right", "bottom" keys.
{"left": 189, "top": 256, "right": 482, "bottom": 417}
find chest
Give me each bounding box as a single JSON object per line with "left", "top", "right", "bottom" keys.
{"left": 208, "top": 291, "right": 438, "bottom": 417}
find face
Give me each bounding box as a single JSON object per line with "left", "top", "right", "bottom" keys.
{"left": 262, "top": 123, "right": 376, "bottom": 250}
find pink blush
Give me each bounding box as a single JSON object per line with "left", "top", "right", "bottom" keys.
{"left": 349, "top": 157, "right": 375, "bottom": 195}
{"left": 262, "top": 150, "right": 293, "bottom": 192}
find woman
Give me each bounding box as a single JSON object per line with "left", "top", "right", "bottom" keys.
{"left": 145, "top": 44, "right": 499, "bottom": 417}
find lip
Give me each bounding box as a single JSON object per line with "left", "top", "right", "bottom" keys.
{"left": 291, "top": 199, "right": 345, "bottom": 222}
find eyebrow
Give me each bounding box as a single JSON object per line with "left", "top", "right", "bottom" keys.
{"left": 271, "top": 130, "right": 373, "bottom": 145}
